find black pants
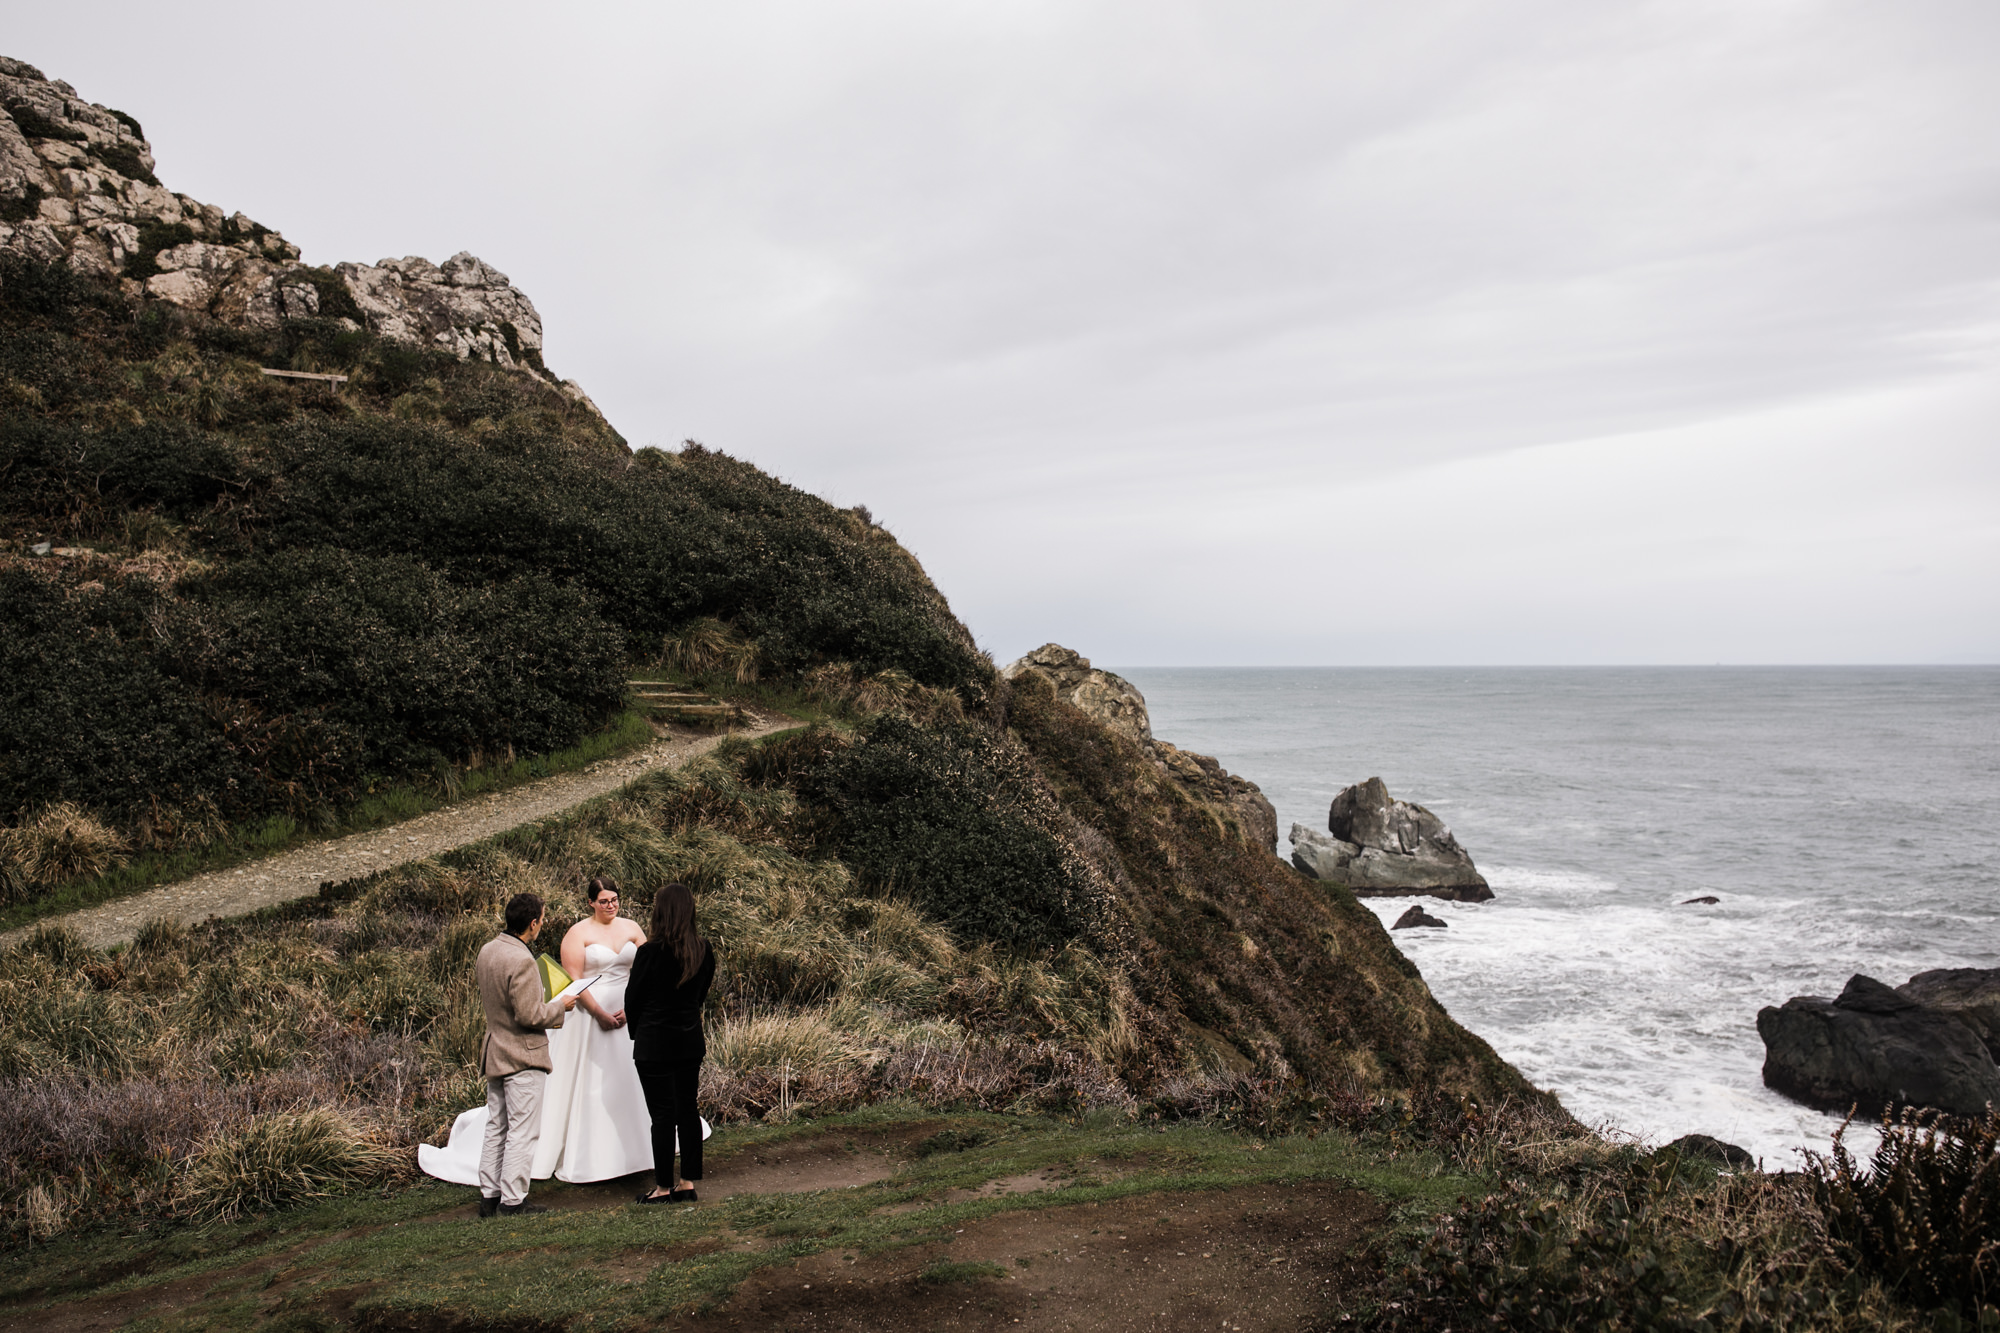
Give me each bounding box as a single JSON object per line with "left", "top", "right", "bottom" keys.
{"left": 635, "top": 1059, "right": 703, "bottom": 1185}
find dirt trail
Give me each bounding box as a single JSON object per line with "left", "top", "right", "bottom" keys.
{"left": 7, "top": 712, "right": 790, "bottom": 951}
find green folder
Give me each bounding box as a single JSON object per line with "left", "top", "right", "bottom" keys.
{"left": 536, "top": 952, "right": 573, "bottom": 1002}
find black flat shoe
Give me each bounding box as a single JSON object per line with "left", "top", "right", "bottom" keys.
{"left": 478, "top": 1195, "right": 500, "bottom": 1218}
{"left": 636, "top": 1190, "right": 675, "bottom": 1205}
{"left": 497, "top": 1201, "right": 548, "bottom": 1215}
{"left": 668, "top": 1187, "right": 698, "bottom": 1203}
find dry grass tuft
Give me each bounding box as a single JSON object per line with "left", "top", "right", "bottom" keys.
{"left": 182, "top": 1108, "right": 404, "bottom": 1219}
{"left": 660, "top": 617, "right": 764, "bottom": 684}
{"left": 0, "top": 801, "right": 130, "bottom": 900}
{"left": 801, "top": 662, "right": 966, "bottom": 725}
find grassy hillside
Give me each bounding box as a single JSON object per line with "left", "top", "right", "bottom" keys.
{"left": 0, "top": 255, "right": 981, "bottom": 889}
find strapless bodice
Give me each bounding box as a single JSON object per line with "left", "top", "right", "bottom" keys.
{"left": 582, "top": 940, "right": 637, "bottom": 979}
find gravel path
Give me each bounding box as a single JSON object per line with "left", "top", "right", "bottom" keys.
{"left": 11, "top": 712, "right": 790, "bottom": 951}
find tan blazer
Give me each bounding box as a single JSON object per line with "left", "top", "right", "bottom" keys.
{"left": 476, "top": 932, "right": 567, "bottom": 1077}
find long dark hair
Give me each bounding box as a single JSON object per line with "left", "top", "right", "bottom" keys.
{"left": 648, "top": 882, "right": 708, "bottom": 985}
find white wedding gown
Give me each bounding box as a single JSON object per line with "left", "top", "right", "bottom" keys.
{"left": 419, "top": 940, "right": 710, "bottom": 1186}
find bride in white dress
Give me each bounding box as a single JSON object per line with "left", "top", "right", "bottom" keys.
{"left": 420, "top": 878, "right": 708, "bottom": 1186}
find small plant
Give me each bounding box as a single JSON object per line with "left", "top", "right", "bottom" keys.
{"left": 1808, "top": 1108, "right": 2000, "bottom": 1321}
{"left": 920, "top": 1258, "right": 1007, "bottom": 1285}
{"left": 914, "top": 1127, "right": 989, "bottom": 1157}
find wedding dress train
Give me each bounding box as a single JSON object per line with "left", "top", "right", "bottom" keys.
{"left": 418, "top": 940, "right": 710, "bottom": 1185}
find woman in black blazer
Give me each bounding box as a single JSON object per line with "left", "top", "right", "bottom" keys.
{"left": 626, "top": 882, "right": 716, "bottom": 1203}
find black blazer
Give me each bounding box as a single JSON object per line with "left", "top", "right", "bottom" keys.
{"left": 626, "top": 937, "right": 716, "bottom": 1064}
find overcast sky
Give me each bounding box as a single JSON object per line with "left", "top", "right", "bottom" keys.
{"left": 14, "top": 2, "right": 1998, "bottom": 664}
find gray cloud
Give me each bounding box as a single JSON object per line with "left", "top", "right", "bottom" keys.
{"left": 14, "top": 0, "right": 1998, "bottom": 662}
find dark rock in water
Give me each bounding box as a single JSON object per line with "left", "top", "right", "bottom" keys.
{"left": 1680, "top": 895, "right": 1720, "bottom": 905}
{"left": 1757, "top": 973, "right": 2000, "bottom": 1118}
{"left": 1898, "top": 968, "right": 2000, "bottom": 1060}
{"left": 1289, "top": 777, "right": 1492, "bottom": 902}
{"left": 1392, "top": 905, "right": 1448, "bottom": 930}
{"left": 1662, "top": 1133, "right": 1756, "bottom": 1171}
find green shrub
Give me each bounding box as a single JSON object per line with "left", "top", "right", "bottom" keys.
{"left": 3, "top": 100, "right": 83, "bottom": 141}
{"left": 0, "top": 565, "right": 249, "bottom": 828}
{"left": 287, "top": 267, "right": 364, "bottom": 323}
{"left": 798, "top": 714, "right": 1106, "bottom": 951}
{"left": 260, "top": 420, "right": 985, "bottom": 685}
{"left": 1809, "top": 1109, "right": 2000, "bottom": 1320}
{"left": 123, "top": 221, "right": 196, "bottom": 280}
{"left": 86, "top": 139, "right": 159, "bottom": 187}
{"left": 1367, "top": 1165, "right": 1806, "bottom": 1333}
{"left": 0, "top": 184, "right": 43, "bottom": 225}
{"left": 172, "top": 547, "right": 626, "bottom": 777}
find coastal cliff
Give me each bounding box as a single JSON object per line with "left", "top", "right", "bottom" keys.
{"left": 0, "top": 56, "right": 1552, "bottom": 1249}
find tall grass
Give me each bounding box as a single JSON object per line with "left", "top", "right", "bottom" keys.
{"left": 0, "top": 802, "right": 130, "bottom": 903}
{"left": 0, "top": 732, "right": 1159, "bottom": 1239}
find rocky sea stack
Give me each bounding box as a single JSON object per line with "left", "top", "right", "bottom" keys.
{"left": 1290, "top": 777, "right": 1493, "bottom": 902}
{"left": 1757, "top": 969, "right": 2000, "bottom": 1118}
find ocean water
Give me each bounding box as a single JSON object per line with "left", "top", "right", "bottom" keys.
{"left": 1119, "top": 666, "right": 2000, "bottom": 1166}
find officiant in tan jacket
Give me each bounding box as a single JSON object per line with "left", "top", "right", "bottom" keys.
{"left": 475, "top": 892, "right": 578, "bottom": 1216}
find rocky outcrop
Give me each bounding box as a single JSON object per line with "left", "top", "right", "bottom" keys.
{"left": 1289, "top": 777, "right": 1492, "bottom": 901}
{"left": 1002, "top": 644, "right": 1151, "bottom": 743}
{"left": 1392, "top": 905, "right": 1447, "bottom": 930}
{"left": 0, "top": 57, "right": 591, "bottom": 400}
{"left": 1756, "top": 974, "right": 2000, "bottom": 1119}
{"left": 1002, "top": 644, "right": 1277, "bottom": 854}
{"left": 1898, "top": 968, "right": 2000, "bottom": 1060}
{"left": 1661, "top": 1133, "right": 1755, "bottom": 1171}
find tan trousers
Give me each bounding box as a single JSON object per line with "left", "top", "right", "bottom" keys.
{"left": 478, "top": 1068, "right": 546, "bottom": 1206}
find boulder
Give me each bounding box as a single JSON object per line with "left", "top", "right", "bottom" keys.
{"left": 1289, "top": 778, "right": 1492, "bottom": 902}
{"left": 1661, "top": 1133, "right": 1755, "bottom": 1171}
{"left": 1391, "top": 905, "right": 1447, "bottom": 930}
{"left": 1002, "top": 644, "right": 1276, "bottom": 854}
{"left": 1756, "top": 974, "right": 2000, "bottom": 1119}
{"left": 335, "top": 252, "right": 548, "bottom": 370}
{"left": 1896, "top": 968, "right": 2000, "bottom": 1060}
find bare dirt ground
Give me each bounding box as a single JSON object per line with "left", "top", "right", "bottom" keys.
{"left": 6, "top": 712, "right": 789, "bottom": 951}
{"left": 671, "top": 1179, "right": 1382, "bottom": 1333}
